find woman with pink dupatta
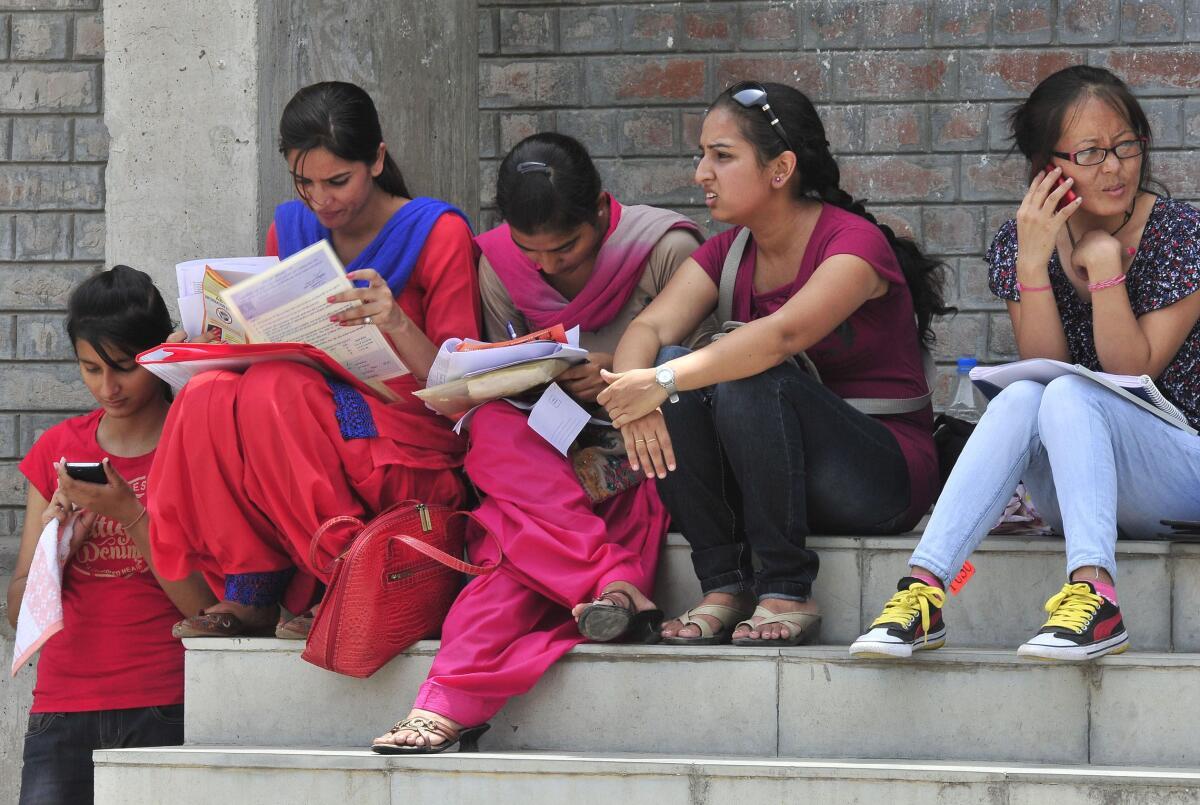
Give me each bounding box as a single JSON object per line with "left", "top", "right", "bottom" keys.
{"left": 372, "top": 132, "right": 713, "bottom": 754}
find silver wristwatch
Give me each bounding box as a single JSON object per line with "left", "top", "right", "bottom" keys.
{"left": 655, "top": 365, "right": 680, "bottom": 403}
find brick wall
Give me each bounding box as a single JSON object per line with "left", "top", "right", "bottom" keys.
{"left": 478, "top": 0, "right": 1200, "bottom": 398}
{"left": 0, "top": 0, "right": 104, "bottom": 569}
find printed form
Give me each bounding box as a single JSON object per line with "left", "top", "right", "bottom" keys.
{"left": 220, "top": 240, "right": 409, "bottom": 392}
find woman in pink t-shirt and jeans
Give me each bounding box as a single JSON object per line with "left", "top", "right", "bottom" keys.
{"left": 599, "top": 82, "right": 948, "bottom": 647}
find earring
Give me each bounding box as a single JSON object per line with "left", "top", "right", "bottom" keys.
{"left": 773, "top": 176, "right": 783, "bottom": 184}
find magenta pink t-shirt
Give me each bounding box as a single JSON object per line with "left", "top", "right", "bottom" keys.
{"left": 692, "top": 204, "right": 937, "bottom": 526}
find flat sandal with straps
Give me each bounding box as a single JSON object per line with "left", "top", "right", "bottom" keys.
{"left": 731, "top": 605, "right": 821, "bottom": 647}
{"left": 661, "top": 603, "right": 755, "bottom": 646}
{"left": 371, "top": 716, "right": 490, "bottom": 755}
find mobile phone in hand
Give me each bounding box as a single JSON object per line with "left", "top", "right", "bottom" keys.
{"left": 1045, "top": 165, "right": 1078, "bottom": 212}
{"left": 64, "top": 462, "right": 107, "bottom": 484}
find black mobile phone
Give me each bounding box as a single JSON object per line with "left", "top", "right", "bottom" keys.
{"left": 64, "top": 462, "right": 107, "bottom": 484}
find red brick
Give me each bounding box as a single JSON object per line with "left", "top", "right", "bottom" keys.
{"left": 839, "top": 155, "right": 956, "bottom": 203}
{"left": 803, "top": 0, "right": 862, "bottom": 48}
{"left": 817, "top": 104, "right": 865, "bottom": 152}
{"left": 682, "top": 110, "right": 706, "bottom": 151}
{"left": 961, "top": 154, "right": 1029, "bottom": 201}
{"left": 931, "top": 103, "right": 989, "bottom": 151}
{"left": 1152, "top": 150, "right": 1200, "bottom": 195}
{"left": 993, "top": 1, "right": 1053, "bottom": 44}
{"left": 1060, "top": 0, "right": 1119, "bottom": 43}
{"left": 683, "top": 9, "right": 732, "bottom": 45}
{"left": 588, "top": 58, "right": 708, "bottom": 105}
{"left": 738, "top": 5, "right": 799, "bottom": 48}
{"left": 621, "top": 8, "right": 678, "bottom": 51}
{"left": 863, "top": 2, "right": 928, "bottom": 47}
{"left": 479, "top": 60, "right": 580, "bottom": 108}
{"left": 498, "top": 112, "right": 550, "bottom": 152}
{"left": 960, "top": 50, "right": 1085, "bottom": 99}
{"left": 619, "top": 110, "right": 677, "bottom": 155}
{"left": 933, "top": 0, "right": 991, "bottom": 45}
{"left": 1103, "top": 49, "right": 1200, "bottom": 93}
{"left": 922, "top": 206, "right": 984, "bottom": 255}
{"left": 1121, "top": 0, "right": 1184, "bottom": 41}
{"left": 864, "top": 105, "right": 927, "bottom": 151}
{"left": 838, "top": 52, "right": 953, "bottom": 101}
{"left": 714, "top": 55, "right": 828, "bottom": 97}
{"left": 870, "top": 205, "right": 921, "bottom": 241}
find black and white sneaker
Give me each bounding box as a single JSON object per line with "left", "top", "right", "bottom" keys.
{"left": 1017, "top": 581, "right": 1129, "bottom": 662}
{"left": 849, "top": 577, "right": 948, "bottom": 659}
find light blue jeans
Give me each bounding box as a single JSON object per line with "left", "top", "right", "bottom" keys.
{"left": 910, "top": 376, "right": 1200, "bottom": 585}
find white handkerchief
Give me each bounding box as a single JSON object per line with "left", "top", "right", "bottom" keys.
{"left": 11, "top": 515, "right": 75, "bottom": 677}
{"left": 526, "top": 383, "right": 591, "bottom": 455}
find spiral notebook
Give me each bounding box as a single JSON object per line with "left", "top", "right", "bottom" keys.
{"left": 969, "top": 358, "right": 1196, "bottom": 436}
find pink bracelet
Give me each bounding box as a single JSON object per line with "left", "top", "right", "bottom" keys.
{"left": 1017, "top": 281, "right": 1052, "bottom": 293}
{"left": 1087, "top": 273, "right": 1127, "bottom": 293}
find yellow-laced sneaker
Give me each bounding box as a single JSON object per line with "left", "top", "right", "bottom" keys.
{"left": 849, "top": 577, "right": 948, "bottom": 659}
{"left": 1017, "top": 581, "right": 1128, "bottom": 662}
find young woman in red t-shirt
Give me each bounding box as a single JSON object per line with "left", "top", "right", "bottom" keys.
{"left": 7, "top": 267, "right": 215, "bottom": 805}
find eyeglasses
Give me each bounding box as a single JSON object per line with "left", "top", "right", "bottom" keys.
{"left": 729, "top": 81, "right": 796, "bottom": 154}
{"left": 1051, "top": 137, "right": 1146, "bottom": 167}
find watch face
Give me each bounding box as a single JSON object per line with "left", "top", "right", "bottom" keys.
{"left": 656, "top": 367, "right": 672, "bottom": 384}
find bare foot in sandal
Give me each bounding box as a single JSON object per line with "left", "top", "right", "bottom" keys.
{"left": 571, "top": 581, "right": 662, "bottom": 643}
{"left": 732, "top": 597, "right": 821, "bottom": 644}
{"left": 372, "top": 708, "right": 462, "bottom": 751}
{"left": 661, "top": 591, "right": 755, "bottom": 641}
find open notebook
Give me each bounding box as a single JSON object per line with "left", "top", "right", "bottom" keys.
{"left": 969, "top": 358, "right": 1196, "bottom": 436}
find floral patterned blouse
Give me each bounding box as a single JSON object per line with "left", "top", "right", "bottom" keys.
{"left": 987, "top": 195, "right": 1200, "bottom": 430}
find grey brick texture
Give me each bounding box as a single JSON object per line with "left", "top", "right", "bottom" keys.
{"left": 478, "top": 0, "right": 1200, "bottom": 404}
{"left": 0, "top": 0, "right": 102, "bottom": 553}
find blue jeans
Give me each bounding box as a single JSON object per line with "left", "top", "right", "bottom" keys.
{"left": 19, "top": 704, "right": 184, "bottom": 805}
{"left": 655, "top": 347, "right": 913, "bottom": 600}
{"left": 910, "top": 376, "right": 1200, "bottom": 585}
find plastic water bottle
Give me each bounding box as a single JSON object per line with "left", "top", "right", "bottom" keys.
{"left": 945, "top": 356, "right": 985, "bottom": 424}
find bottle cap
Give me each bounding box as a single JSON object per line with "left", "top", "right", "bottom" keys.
{"left": 956, "top": 356, "right": 978, "bottom": 372}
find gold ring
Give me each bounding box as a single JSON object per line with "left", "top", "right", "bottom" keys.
{"left": 635, "top": 438, "right": 646, "bottom": 444}
{"left": 646, "top": 438, "right": 658, "bottom": 443}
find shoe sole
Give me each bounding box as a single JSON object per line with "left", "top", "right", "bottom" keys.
{"left": 1017, "top": 631, "right": 1130, "bottom": 662}
{"left": 849, "top": 631, "right": 946, "bottom": 659}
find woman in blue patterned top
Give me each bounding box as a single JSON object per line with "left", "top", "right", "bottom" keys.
{"left": 852, "top": 66, "right": 1200, "bottom": 663}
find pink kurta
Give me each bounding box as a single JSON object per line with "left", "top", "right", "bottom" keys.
{"left": 414, "top": 401, "right": 668, "bottom": 725}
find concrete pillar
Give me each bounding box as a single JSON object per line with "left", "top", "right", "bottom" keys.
{"left": 104, "top": 0, "right": 479, "bottom": 302}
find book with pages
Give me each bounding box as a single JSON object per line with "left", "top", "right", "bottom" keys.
{"left": 969, "top": 358, "right": 1196, "bottom": 436}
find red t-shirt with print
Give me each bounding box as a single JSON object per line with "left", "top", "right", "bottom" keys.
{"left": 18, "top": 409, "right": 183, "bottom": 713}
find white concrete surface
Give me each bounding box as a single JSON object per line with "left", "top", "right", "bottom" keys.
{"left": 1, "top": 630, "right": 36, "bottom": 805}
{"left": 181, "top": 638, "right": 1200, "bottom": 766}
{"left": 104, "top": 0, "right": 264, "bottom": 298}
{"left": 93, "top": 747, "right": 1200, "bottom": 805}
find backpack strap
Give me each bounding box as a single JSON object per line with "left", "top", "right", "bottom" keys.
{"left": 717, "top": 228, "right": 750, "bottom": 327}
{"left": 842, "top": 349, "right": 935, "bottom": 415}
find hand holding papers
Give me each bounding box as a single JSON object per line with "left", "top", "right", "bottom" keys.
{"left": 175, "top": 256, "right": 278, "bottom": 340}
{"left": 417, "top": 326, "right": 589, "bottom": 415}
{"left": 144, "top": 241, "right": 408, "bottom": 401}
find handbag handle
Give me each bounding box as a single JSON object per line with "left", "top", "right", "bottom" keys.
{"left": 311, "top": 503, "right": 502, "bottom": 577}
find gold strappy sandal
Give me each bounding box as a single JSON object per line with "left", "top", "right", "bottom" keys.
{"left": 370, "top": 716, "right": 490, "bottom": 755}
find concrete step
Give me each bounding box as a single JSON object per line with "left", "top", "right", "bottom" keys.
{"left": 660, "top": 533, "right": 1200, "bottom": 651}
{"left": 93, "top": 747, "right": 1200, "bottom": 804}
{"left": 183, "top": 640, "right": 1200, "bottom": 767}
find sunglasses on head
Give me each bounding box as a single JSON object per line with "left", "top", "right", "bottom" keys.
{"left": 729, "top": 81, "right": 797, "bottom": 154}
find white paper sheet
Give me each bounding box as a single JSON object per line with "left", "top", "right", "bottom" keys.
{"left": 220, "top": 240, "right": 409, "bottom": 385}
{"left": 526, "top": 383, "right": 591, "bottom": 455}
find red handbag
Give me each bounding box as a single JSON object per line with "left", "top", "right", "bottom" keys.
{"left": 302, "top": 500, "right": 499, "bottom": 678}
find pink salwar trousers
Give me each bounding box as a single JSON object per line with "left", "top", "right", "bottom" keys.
{"left": 414, "top": 401, "right": 669, "bottom": 726}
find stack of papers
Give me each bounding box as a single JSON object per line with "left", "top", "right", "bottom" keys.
{"left": 176, "top": 256, "right": 278, "bottom": 339}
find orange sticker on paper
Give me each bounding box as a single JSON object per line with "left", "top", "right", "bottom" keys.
{"left": 949, "top": 560, "right": 975, "bottom": 596}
